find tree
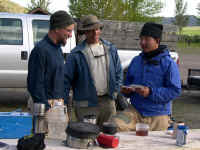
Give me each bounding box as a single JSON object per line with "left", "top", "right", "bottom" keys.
{"left": 196, "top": 3, "right": 200, "bottom": 25}
{"left": 173, "top": 0, "right": 189, "bottom": 34}
{"left": 69, "top": 0, "right": 123, "bottom": 20}
{"left": 197, "top": 3, "right": 200, "bottom": 16}
{"left": 28, "top": 0, "right": 51, "bottom": 12}
{"left": 69, "top": 0, "right": 163, "bottom": 22}
{"left": 122, "top": 0, "right": 163, "bottom": 22}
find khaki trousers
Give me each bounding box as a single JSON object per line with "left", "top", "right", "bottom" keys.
{"left": 110, "top": 105, "right": 169, "bottom": 131}
{"left": 75, "top": 96, "right": 116, "bottom": 127}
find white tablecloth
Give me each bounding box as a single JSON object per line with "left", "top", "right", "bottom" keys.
{"left": 1, "top": 129, "right": 200, "bottom": 150}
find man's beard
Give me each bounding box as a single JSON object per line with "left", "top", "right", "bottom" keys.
{"left": 58, "top": 38, "right": 67, "bottom": 46}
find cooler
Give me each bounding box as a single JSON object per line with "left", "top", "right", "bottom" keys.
{"left": 0, "top": 112, "right": 32, "bottom": 139}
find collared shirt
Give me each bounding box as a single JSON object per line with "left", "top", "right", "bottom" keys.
{"left": 85, "top": 43, "right": 108, "bottom": 96}
{"left": 27, "top": 35, "right": 65, "bottom": 106}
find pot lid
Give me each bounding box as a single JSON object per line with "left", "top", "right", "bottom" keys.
{"left": 66, "top": 122, "right": 100, "bottom": 139}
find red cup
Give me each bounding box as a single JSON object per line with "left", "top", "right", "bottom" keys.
{"left": 97, "top": 133, "right": 119, "bottom": 148}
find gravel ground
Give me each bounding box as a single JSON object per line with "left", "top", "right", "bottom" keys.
{"left": 172, "top": 90, "right": 200, "bottom": 129}
{"left": 179, "top": 53, "right": 200, "bottom": 85}
{"left": 172, "top": 51, "right": 200, "bottom": 129}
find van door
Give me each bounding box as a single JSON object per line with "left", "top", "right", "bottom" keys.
{"left": 26, "top": 16, "right": 50, "bottom": 53}
{"left": 0, "top": 15, "right": 29, "bottom": 88}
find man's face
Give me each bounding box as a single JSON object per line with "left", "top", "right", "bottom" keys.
{"left": 139, "top": 36, "right": 159, "bottom": 53}
{"left": 85, "top": 27, "right": 101, "bottom": 44}
{"left": 56, "top": 24, "right": 75, "bottom": 46}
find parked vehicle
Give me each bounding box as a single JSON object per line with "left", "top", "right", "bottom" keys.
{"left": 0, "top": 12, "right": 76, "bottom": 88}
{"left": 187, "top": 68, "right": 200, "bottom": 90}
{"left": 0, "top": 12, "right": 180, "bottom": 100}
{"left": 118, "top": 48, "right": 179, "bottom": 71}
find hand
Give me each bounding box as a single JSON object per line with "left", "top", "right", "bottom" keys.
{"left": 135, "top": 86, "right": 150, "bottom": 98}
{"left": 120, "top": 86, "right": 135, "bottom": 94}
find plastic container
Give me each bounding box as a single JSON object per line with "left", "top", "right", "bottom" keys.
{"left": 46, "top": 105, "right": 68, "bottom": 139}
{"left": 136, "top": 123, "right": 149, "bottom": 136}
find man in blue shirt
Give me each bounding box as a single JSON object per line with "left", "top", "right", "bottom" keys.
{"left": 110, "top": 22, "right": 181, "bottom": 131}
{"left": 27, "top": 11, "right": 75, "bottom": 134}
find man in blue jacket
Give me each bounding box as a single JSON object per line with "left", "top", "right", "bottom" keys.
{"left": 64, "top": 15, "right": 123, "bottom": 127}
{"left": 111, "top": 22, "right": 181, "bottom": 131}
{"left": 27, "top": 11, "right": 75, "bottom": 133}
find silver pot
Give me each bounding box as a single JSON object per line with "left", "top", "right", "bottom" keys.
{"left": 33, "top": 103, "right": 45, "bottom": 116}
{"left": 66, "top": 135, "right": 94, "bottom": 149}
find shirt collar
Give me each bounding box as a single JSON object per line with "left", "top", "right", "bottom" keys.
{"left": 45, "top": 34, "right": 61, "bottom": 48}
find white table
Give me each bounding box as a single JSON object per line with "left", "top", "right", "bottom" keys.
{"left": 1, "top": 129, "right": 200, "bottom": 150}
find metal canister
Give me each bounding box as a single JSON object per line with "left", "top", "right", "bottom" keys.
{"left": 176, "top": 125, "right": 188, "bottom": 146}
{"left": 33, "top": 103, "right": 47, "bottom": 134}
{"left": 33, "top": 103, "right": 45, "bottom": 116}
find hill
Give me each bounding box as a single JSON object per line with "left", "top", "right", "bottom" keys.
{"left": 0, "top": 0, "right": 27, "bottom": 13}
{"left": 162, "top": 15, "right": 200, "bottom": 26}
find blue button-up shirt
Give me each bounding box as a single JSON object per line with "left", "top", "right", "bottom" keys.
{"left": 27, "top": 35, "right": 64, "bottom": 107}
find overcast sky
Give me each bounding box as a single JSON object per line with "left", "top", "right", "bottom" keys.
{"left": 10, "top": 0, "right": 200, "bottom": 17}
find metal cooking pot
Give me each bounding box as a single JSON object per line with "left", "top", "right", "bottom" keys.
{"left": 66, "top": 135, "right": 94, "bottom": 149}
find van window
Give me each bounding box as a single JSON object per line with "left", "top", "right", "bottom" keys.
{"left": 0, "top": 18, "right": 23, "bottom": 45}
{"left": 32, "top": 20, "right": 49, "bottom": 45}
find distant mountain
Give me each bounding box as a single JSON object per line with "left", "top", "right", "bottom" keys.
{"left": 162, "top": 15, "right": 200, "bottom": 26}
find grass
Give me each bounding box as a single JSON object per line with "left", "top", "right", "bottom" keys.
{"left": 181, "top": 26, "right": 200, "bottom": 36}
{"left": 177, "top": 42, "right": 200, "bottom": 54}
{"left": 175, "top": 26, "right": 200, "bottom": 54}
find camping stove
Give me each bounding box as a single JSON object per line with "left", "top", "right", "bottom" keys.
{"left": 65, "top": 122, "right": 100, "bottom": 149}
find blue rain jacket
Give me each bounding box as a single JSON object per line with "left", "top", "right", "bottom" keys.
{"left": 125, "top": 45, "right": 181, "bottom": 116}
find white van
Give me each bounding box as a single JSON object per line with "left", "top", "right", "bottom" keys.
{"left": 0, "top": 12, "right": 76, "bottom": 88}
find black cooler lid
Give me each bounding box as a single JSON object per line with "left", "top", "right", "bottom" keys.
{"left": 66, "top": 122, "right": 100, "bottom": 139}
